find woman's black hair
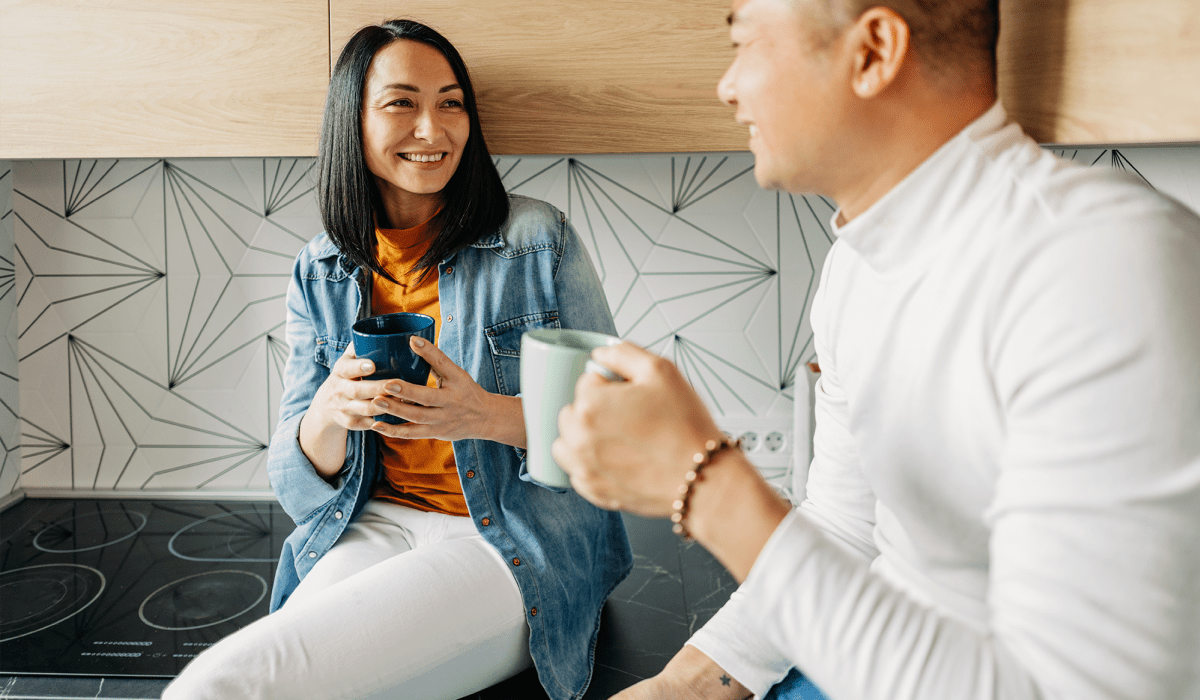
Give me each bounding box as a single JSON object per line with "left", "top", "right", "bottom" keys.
{"left": 316, "top": 19, "right": 509, "bottom": 282}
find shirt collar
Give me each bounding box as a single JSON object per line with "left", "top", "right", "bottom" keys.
{"left": 829, "top": 101, "right": 1011, "bottom": 273}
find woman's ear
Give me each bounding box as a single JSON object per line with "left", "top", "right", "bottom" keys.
{"left": 847, "top": 6, "right": 911, "bottom": 98}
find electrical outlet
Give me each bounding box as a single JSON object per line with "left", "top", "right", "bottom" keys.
{"left": 715, "top": 414, "right": 795, "bottom": 494}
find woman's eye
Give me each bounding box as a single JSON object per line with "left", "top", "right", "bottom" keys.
{"left": 389, "top": 98, "right": 414, "bottom": 108}
{"left": 443, "top": 99, "right": 464, "bottom": 109}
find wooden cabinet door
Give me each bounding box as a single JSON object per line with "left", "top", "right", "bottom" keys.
{"left": 330, "top": 1, "right": 747, "bottom": 154}
{"left": 999, "top": 0, "right": 1200, "bottom": 145}
{"left": 0, "top": 0, "right": 329, "bottom": 158}
{"left": 333, "top": 1, "right": 1198, "bottom": 153}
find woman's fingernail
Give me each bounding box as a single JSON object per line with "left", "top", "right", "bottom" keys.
{"left": 360, "top": 361, "right": 372, "bottom": 373}
{"left": 412, "top": 337, "right": 425, "bottom": 348}
{"left": 374, "top": 399, "right": 389, "bottom": 410}
{"left": 386, "top": 383, "right": 402, "bottom": 395}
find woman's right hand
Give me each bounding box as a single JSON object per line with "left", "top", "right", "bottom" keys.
{"left": 299, "top": 345, "right": 390, "bottom": 478}
{"left": 309, "top": 344, "right": 391, "bottom": 431}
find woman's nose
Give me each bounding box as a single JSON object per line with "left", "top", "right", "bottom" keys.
{"left": 413, "top": 108, "right": 443, "bottom": 142}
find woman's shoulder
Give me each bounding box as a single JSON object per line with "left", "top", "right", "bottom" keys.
{"left": 297, "top": 232, "right": 340, "bottom": 261}
{"left": 496, "top": 194, "right": 567, "bottom": 250}
{"left": 291, "top": 232, "right": 343, "bottom": 268}
{"left": 291, "top": 232, "right": 353, "bottom": 281}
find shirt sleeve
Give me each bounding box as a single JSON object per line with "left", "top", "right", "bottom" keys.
{"left": 266, "top": 254, "right": 346, "bottom": 524}
{"left": 733, "top": 214, "right": 1200, "bottom": 700}
{"left": 552, "top": 213, "right": 618, "bottom": 337}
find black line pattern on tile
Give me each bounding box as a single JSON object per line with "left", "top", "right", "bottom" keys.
{"left": 12, "top": 149, "right": 1179, "bottom": 489}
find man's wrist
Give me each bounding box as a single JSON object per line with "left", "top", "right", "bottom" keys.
{"left": 685, "top": 448, "right": 791, "bottom": 582}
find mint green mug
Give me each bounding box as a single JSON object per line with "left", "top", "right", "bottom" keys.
{"left": 520, "top": 329, "right": 622, "bottom": 488}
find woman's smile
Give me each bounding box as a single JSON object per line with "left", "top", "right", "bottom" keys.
{"left": 399, "top": 152, "right": 448, "bottom": 163}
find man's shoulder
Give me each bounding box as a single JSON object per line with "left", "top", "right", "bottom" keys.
{"left": 1019, "top": 143, "right": 1189, "bottom": 222}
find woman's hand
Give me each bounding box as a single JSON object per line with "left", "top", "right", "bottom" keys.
{"left": 552, "top": 342, "right": 727, "bottom": 517}
{"left": 309, "top": 345, "right": 396, "bottom": 430}
{"left": 300, "top": 344, "right": 394, "bottom": 478}
{"left": 369, "top": 336, "right": 526, "bottom": 447}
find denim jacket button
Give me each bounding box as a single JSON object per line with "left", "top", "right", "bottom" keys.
{"left": 444, "top": 267, "right": 453, "bottom": 275}
{"left": 308, "top": 551, "right": 317, "bottom": 559}
{"left": 334, "top": 510, "right": 343, "bottom": 520}
{"left": 512, "top": 558, "right": 521, "bottom": 566}
{"left": 530, "top": 607, "right": 538, "bottom": 617}
{"left": 466, "top": 470, "right": 475, "bottom": 479}
{"left": 447, "top": 315, "right": 453, "bottom": 322}
{"left": 481, "top": 517, "right": 490, "bottom": 526}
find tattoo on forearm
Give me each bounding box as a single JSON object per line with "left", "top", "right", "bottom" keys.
{"left": 718, "top": 673, "right": 753, "bottom": 699}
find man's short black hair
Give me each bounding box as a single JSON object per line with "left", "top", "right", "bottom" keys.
{"left": 804, "top": 0, "right": 1000, "bottom": 83}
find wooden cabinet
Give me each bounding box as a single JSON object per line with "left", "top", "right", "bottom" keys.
{"left": 333, "top": 0, "right": 1199, "bottom": 153}
{"left": 998, "top": 0, "right": 1200, "bottom": 145}
{"left": 0, "top": 0, "right": 329, "bottom": 158}
{"left": 331, "top": 0, "right": 745, "bottom": 154}
{"left": 0, "top": 0, "right": 1196, "bottom": 158}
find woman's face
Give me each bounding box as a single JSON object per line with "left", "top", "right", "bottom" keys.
{"left": 361, "top": 39, "right": 470, "bottom": 214}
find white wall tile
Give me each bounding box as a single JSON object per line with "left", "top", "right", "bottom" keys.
{"left": 11, "top": 145, "right": 1200, "bottom": 492}
{"left": 0, "top": 161, "right": 17, "bottom": 498}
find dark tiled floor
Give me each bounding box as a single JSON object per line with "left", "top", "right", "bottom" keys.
{"left": 468, "top": 513, "right": 737, "bottom": 700}
{"left": 0, "top": 513, "right": 737, "bottom": 700}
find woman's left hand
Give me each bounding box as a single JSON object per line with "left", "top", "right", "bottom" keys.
{"left": 369, "top": 336, "right": 525, "bottom": 446}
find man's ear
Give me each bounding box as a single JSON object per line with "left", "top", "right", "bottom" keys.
{"left": 847, "top": 6, "right": 911, "bottom": 98}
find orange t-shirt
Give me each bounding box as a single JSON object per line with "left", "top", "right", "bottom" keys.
{"left": 369, "top": 217, "right": 468, "bottom": 516}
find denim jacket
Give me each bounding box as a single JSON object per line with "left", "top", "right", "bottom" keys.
{"left": 266, "top": 195, "right": 633, "bottom": 700}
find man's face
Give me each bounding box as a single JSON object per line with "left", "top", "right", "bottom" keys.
{"left": 719, "top": 0, "right": 845, "bottom": 194}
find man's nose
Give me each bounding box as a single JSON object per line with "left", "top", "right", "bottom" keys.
{"left": 717, "top": 61, "right": 737, "bottom": 106}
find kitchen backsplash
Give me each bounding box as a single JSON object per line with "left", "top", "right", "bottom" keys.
{"left": 0, "top": 162, "right": 15, "bottom": 499}
{"left": 7, "top": 147, "right": 1200, "bottom": 493}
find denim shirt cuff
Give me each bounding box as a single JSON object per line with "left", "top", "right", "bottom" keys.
{"left": 267, "top": 411, "right": 344, "bottom": 523}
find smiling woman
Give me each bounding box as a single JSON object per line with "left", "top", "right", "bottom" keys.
{"left": 319, "top": 20, "right": 509, "bottom": 287}
{"left": 360, "top": 40, "right": 470, "bottom": 228}
{"left": 160, "top": 18, "right": 631, "bottom": 700}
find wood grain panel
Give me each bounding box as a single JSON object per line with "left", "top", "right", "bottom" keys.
{"left": 998, "top": 0, "right": 1200, "bottom": 144}
{"left": 0, "top": 0, "right": 329, "bottom": 159}
{"left": 331, "top": 1, "right": 748, "bottom": 154}
{"left": 336, "top": 0, "right": 1198, "bottom": 153}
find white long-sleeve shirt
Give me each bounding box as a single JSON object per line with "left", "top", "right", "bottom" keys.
{"left": 689, "top": 103, "right": 1200, "bottom": 700}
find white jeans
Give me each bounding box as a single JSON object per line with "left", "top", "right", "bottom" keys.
{"left": 163, "top": 500, "right": 533, "bottom": 700}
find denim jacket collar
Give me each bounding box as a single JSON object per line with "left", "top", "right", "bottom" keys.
{"left": 317, "top": 227, "right": 507, "bottom": 279}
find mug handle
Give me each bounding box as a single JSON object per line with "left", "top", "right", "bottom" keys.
{"left": 585, "top": 358, "right": 624, "bottom": 382}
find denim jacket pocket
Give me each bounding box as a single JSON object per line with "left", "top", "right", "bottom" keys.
{"left": 314, "top": 336, "right": 350, "bottom": 369}
{"left": 485, "top": 311, "right": 560, "bottom": 396}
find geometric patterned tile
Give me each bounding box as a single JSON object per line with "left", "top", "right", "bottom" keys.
{"left": 10, "top": 144, "right": 1200, "bottom": 492}
{"left": 0, "top": 161, "right": 17, "bottom": 498}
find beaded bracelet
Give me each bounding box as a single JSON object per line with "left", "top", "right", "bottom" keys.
{"left": 671, "top": 437, "right": 739, "bottom": 541}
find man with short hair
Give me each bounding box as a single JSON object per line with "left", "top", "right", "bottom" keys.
{"left": 553, "top": 0, "right": 1200, "bottom": 698}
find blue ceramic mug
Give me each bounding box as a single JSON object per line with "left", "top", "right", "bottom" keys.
{"left": 351, "top": 312, "right": 436, "bottom": 424}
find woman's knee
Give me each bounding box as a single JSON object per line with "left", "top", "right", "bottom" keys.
{"left": 162, "top": 618, "right": 285, "bottom": 700}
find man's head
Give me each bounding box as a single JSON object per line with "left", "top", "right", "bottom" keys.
{"left": 720, "top": 0, "right": 999, "bottom": 209}
{"left": 799, "top": 0, "right": 1000, "bottom": 84}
